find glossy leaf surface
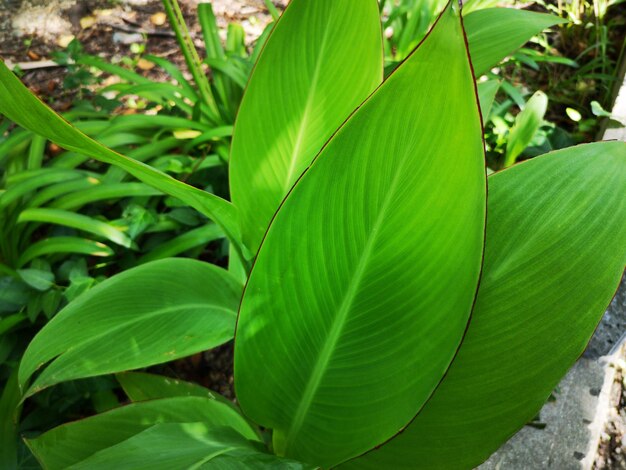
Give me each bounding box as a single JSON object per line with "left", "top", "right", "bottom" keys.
{"left": 27, "top": 397, "right": 259, "bottom": 469}
{"left": 344, "top": 142, "right": 626, "bottom": 469}
{"left": 235, "top": 5, "right": 485, "bottom": 466}
{"left": 465, "top": 8, "right": 567, "bottom": 76}
{"left": 19, "top": 259, "right": 241, "bottom": 397}
{"left": 229, "top": 0, "right": 383, "bottom": 252}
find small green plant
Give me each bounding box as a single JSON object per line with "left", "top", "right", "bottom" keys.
{"left": 0, "top": 0, "right": 624, "bottom": 468}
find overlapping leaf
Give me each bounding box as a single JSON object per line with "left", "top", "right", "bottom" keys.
{"left": 19, "top": 258, "right": 241, "bottom": 398}
{"left": 235, "top": 4, "right": 486, "bottom": 467}
{"left": 0, "top": 62, "right": 241, "bottom": 252}
{"left": 465, "top": 8, "right": 567, "bottom": 76}
{"left": 229, "top": 0, "right": 383, "bottom": 253}
{"left": 26, "top": 397, "right": 259, "bottom": 469}
{"left": 343, "top": 141, "right": 626, "bottom": 469}
{"left": 65, "top": 423, "right": 312, "bottom": 470}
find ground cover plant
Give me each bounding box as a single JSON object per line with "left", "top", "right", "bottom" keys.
{"left": 0, "top": 0, "right": 624, "bottom": 468}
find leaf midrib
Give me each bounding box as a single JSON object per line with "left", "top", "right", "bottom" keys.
{"left": 282, "top": 13, "right": 333, "bottom": 194}
{"left": 282, "top": 165, "right": 406, "bottom": 453}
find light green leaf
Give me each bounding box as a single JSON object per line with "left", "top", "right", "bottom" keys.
{"left": 65, "top": 423, "right": 310, "bottom": 470}
{"left": 18, "top": 208, "right": 135, "bottom": 249}
{"left": 504, "top": 90, "right": 548, "bottom": 167}
{"left": 26, "top": 397, "right": 259, "bottom": 470}
{"left": 18, "top": 237, "right": 114, "bottom": 267}
{"left": 341, "top": 142, "right": 626, "bottom": 469}
{"left": 477, "top": 79, "right": 500, "bottom": 118}
{"left": 229, "top": 0, "right": 383, "bottom": 253}
{"left": 465, "top": 8, "right": 567, "bottom": 76}
{"left": 235, "top": 5, "right": 485, "bottom": 467}
{"left": 19, "top": 258, "right": 241, "bottom": 398}
{"left": 0, "top": 61, "right": 241, "bottom": 255}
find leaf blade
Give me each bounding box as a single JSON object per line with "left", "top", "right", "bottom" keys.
{"left": 342, "top": 141, "right": 626, "bottom": 469}
{"left": 18, "top": 258, "right": 241, "bottom": 397}
{"left": 465, "top": 8, "right": 567, "bottom": 76}
{"left": 229, "top": 0, "right": 384, "bottom": 252}
{"left": 235, "top": 5, "right": 486, "bottom": 466}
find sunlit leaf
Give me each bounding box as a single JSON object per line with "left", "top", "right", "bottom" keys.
{"left": 342, "top": 142, "right": 626, "bottom": 469}
{"left": 465, "top": 8, "right": 567, "bottom": 76}
{"left": 19, "top": 259, "right": 241, "bottom": 398}
{"left": 229, "top": 0, "right": 383, "bottom": 252}
{"left": 235, "top": 5, "right": 485, "bottom": 467}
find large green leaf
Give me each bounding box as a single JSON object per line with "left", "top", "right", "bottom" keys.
{"left": 229, "top": 0, "right": 383, "bottom": 253}
{"left": 19, "top": 258, "right": 241, "bottom": 398}
{"left": 26, "top": 397, "right": 259, "bottom": 469}
{"left": 342, "top": 142, "right": 626, "bottom": 469}
{"left": 465, "top": 8, "right": 567, "bottom": 76}
{"left": 0, "top": 61, "right": 241, "bottom": 255}
{"left": 235, "top": 5, "right": 485, "bottom": 467}
{"left": 65, "top": 423, "right": 311, "bottom": 470}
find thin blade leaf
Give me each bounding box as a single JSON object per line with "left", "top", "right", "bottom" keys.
{"left": 0, "top": 61, "right": 241, "bottom": 254}
{"left": 18, "top": 259, "right": 241, "bottom": 398}
{"left": 342, "top": 141, "right": 626, "bottom": 469}
{"left": 229, "top": 0, "right": 383, "bottom": 252}
{"left": 235, "top": 4, "right": 486, "bottom": 466}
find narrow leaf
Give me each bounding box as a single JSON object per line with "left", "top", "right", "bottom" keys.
{"left": 19, "top": 259, "right": 241, "bottom": 397}
{"left": 229, "top": 0, "right": 383, "bottom": 252}
{"left": 504, "top": 90, "right": 548, "bottom": 167}
{"left": 0, "top": 61, "right": 241, "bottom": 254}
{"left": 235, "top": 5, "right": 485, "bottom": 466}
{"left": 342, "top": 142, "right": 626, "bottom": 469}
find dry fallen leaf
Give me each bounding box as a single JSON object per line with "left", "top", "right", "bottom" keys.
{"left": 57, "top": 35, "right": 75, "bottom": 48}
{"left": 137, "top": 58, "right": 155, "bottom": 71}
{"left": 80, "top": 16, "right": 96, "bottom": 29}
{"left": 150, "top": 12, "right": 167, "bottom": 26}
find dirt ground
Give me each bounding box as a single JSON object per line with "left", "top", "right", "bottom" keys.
{"left": 0, "top": 0, "right": 282, "bottom": 107}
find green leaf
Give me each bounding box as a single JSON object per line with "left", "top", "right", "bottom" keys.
{"left": 17, "top": 269, "right": 54, "bottom": 291}
{"left": 0, "top": 61, "right": 242, "bottom": 256}
{"left": 229, "top": 0, "right": 383, "bottom": 252}
{"left": 465, "top": 8, "right": 567, "bottom": 76}
{"left": 26, "top": 397, "right": 259, "bottom": 470}
{"left": 504, "top": 90, "right": 548, "bottom": 167}
{"left": 0, "top": 370, "right": 20, "bottom": 470}
{"left": 64, "top": 423, "right": 309, "bottom": 470}
{"left": 18, "top": 208, "right": 135, "bottom": 249}
{"left": 235, "top": 5, "right": 485, "bottom": 466}
{"left": 117, "top": 372, "right": 235, "bottom": 408}
{"left": 137, "top": 223, "right": 224, "bottom": 264}
{"left": 17, "top": 237, "right": 114, "bottom": 267}
{"left": 341, "top": 142, "right": 626, "bottom": 469}
{"left": 19, "top": 258, "right": 241, "bottom": 398}
{"left": 477, "top": 79, "right": 500, "bottom": 118}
